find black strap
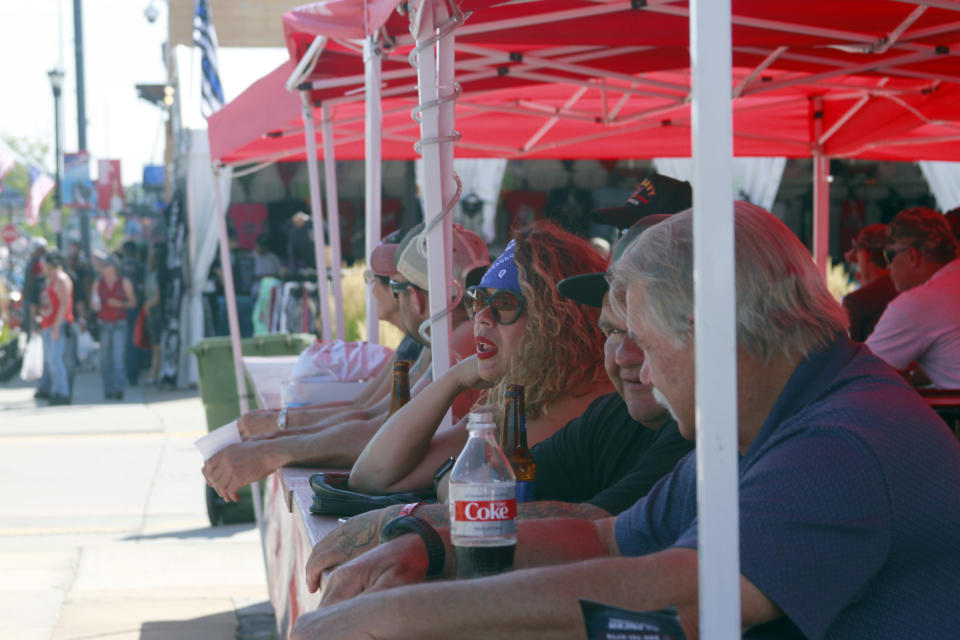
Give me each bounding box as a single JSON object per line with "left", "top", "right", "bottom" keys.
{"left": 379, "top": 515, "right": 445, "bottom": 578}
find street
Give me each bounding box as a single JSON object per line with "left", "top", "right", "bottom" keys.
{"left": 0, "top": 367, "right": 271, "bottom": 640}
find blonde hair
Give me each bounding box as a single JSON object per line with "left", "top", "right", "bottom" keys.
{"left": 481, "top": 221, "right": 608, "bottom": 423}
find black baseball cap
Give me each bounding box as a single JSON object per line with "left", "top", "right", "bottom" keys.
{"left": 591, "top": 172, "right": 692, "bottom": 229}
{"left": 557, "top": 214, "right": 671, "bottom": 308}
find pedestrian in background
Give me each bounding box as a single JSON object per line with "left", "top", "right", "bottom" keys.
{"left": 142, "top": 244, "right": 165, "bottom": 385}
{"left": 119, "top": 241, "right": 146, "bottom": 386}
{"left": 23, "top": 238, "right": 47, "bottom": 340}
{"left": 36, "top": 251, "right": 74, "bottom": 406}
{"left": 94, "top": 257, "right": 136, "bottom": 400}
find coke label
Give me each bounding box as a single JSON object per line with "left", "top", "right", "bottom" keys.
{"left": 454, "top": 499, "right": 517, "bottom": 522}
{"left": 449, "top": 482, "right": 517, "bottom": 539}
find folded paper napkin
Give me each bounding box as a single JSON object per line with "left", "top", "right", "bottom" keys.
{"left": 194, "top": 421, "right": 242, "bottom": 460}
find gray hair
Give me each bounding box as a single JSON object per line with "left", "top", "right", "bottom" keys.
{"left": 610, "top": 200, "right": 848, "bottom": 363}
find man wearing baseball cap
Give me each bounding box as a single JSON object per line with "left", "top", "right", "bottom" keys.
{"left": 842, "top": 224, "right": 898, "bottom": 342}
{"left": 390, "top": 222, "right": 490, "bottom": 348}
{"left": 867, "top": 206, "right": 960, "bottom": 388}
{"left": 590, "top": 172, "right": 692, "bottom": 229}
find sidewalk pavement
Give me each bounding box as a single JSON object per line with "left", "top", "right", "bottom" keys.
{"left": 0, "top": 366, "right": 274, "bottom": 640}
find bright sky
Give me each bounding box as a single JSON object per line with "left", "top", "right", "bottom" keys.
{"left": 0, "top": 0, "right": 287, "bottom": 185}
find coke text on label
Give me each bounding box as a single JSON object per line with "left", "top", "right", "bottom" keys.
{"left": 454, "top": 499, "right": 517, "bottom": 522}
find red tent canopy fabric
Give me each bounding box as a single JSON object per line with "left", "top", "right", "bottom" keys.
{"left": 208, "top": 0, "right": 960, "bottom": 165}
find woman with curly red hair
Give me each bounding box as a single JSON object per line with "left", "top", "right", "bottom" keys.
{"left": 350, "top": 220, "right": 611, "bottom": 494}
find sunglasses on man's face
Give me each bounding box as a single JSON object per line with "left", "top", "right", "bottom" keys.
{"left": 884, "top": 245, "right": 910, "bottom": 264}
{"left": 389, "top": 279, "right": 418, "bottom": 299}
{"left": 363, "top": 270, "right": 391, "bottom": 286}
{"left": 464, "top": 286, "right": 525, "bottom": 325}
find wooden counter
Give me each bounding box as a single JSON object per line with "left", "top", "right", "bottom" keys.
{"left": 243, "top": 356, "right": 367, "bottom": 638}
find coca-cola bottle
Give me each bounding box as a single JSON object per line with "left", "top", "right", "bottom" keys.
{"left": 387, "top": 360, "right": 411, "bottom": 417}
{"left": 500, "top": 384, "right": 536, "bottom": 502}
{"left": 449, "top": 410, "right": 517, "bottom": 579}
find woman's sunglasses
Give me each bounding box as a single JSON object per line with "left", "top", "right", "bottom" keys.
{"left": 464, "top": 286, "right": 525, "bottom": 325}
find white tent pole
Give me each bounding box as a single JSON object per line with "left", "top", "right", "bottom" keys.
{"left": 813, "top": 95, "right": 831, "bottom": 276}
{"left": 414, "top": 2, "right": 454, "bottom": 426}
{"left": 211, "top": 166, "right": 264, "bottom": 534}
{"left": 364, "top": 37, "right": 383, "bottom": 344}
{"left": 322, "top": 103, "right": 346, "bottom": 341}
{"left": 690, "top": 0, "right": 741, "bottom": 637}
{"left": 433, "top": 0, "right": 457, "bottom": 382}
{"left": 300, "top": 93, "right": 334, "bottom": 342}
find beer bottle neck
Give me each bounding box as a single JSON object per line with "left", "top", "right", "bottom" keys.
{"left": 388, "top": 363, "right": 411, "bottom": 416}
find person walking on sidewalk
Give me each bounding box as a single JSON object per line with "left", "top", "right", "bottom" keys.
{"left": 94, "top": 257, "right": 136, "bottom": 400}
{"left": 37, "top": 251, "right": 75, "bottom": 406}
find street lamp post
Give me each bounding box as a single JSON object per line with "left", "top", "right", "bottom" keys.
{"left": 47, "top": 68, "right": 65, "bottom": 251}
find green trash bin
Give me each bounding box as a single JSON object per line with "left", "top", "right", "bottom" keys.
{"left": 191, "top": 332, "right": 315, "bottom": 525}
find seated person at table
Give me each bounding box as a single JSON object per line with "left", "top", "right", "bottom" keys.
{"left": 236, "top": 228, "right": 432, "bottom": 438}
{"left": 304, "top": 213, "right": 694, "bottom": 586}
{"left": 867, "top": 206, "right": 960, "bottom": 388}
{"left": 842, "top": 223, "right": 897, "bottom": 342}
{"left": 348, "top": 221, "right": 612, "bottom": 495}
{"left": 290, "top": 202, "right": 960, "bottom": 640}
{"left": 203, "top": 225, "right": 488, "bottom": 502}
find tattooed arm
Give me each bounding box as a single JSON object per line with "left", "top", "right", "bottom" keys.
{"left": 304, "top": 500, "right": 609, "bottom": 593}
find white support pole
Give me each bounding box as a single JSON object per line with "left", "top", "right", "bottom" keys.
{"left": 433, "top": 0, "right": 456, "bottom": 377}
{"left": 415, "top": 2, "right": 455, "bottom": 433}
{"left": 300, "top": 94, "right": 334, "bottom": 342}
{"left": 812, "top": 96, "right": 831, "bottom": 277}
{"left": 322, "top": 104, "right": 346, "bottom": 341}
{"left": 690, "top": 0, "right": 741, "bottom": 637}
{"left": 211, "top": 168, "right": 264, "bottom": 534}
{"left": 364, "top": 38, "right": 383, "bottom": 344}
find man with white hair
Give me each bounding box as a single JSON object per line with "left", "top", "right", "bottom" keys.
{"left": 289, "top": 202, "right": 960, "bottom": 640}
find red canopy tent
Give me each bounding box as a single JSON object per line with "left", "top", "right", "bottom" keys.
{"left": 201, "top": 1, "right": 960, "bottom": 634}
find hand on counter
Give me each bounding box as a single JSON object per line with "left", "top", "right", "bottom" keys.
{"left": 202, "top": 441, "right": 288, "bottom": 501}
{"left": 305, "top": 506, "right": 401, "bottom": 593}
{"left": 318, "top": 533, "right": 429, "bottom": 607}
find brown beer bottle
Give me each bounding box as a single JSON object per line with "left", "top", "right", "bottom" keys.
{"left": 388, "top": 360, "right": 411, "bottom": 417}
{"left": 501, "top": 384, "right": 536, "bottom": 502}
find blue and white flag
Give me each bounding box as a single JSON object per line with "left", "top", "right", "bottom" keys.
{"left": 25, "top": 166, "right": 55, "bottom": 226}
{"left": 193, "top": 0, "right": 225, "bottom": 118}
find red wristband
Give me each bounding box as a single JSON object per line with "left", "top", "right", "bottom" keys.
{"left": 400, "top": 502, "right": 423, "bottom": 517}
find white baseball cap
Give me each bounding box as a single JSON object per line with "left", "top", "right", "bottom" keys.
{"left": 396, "top": 223, "right": 490, "bottom": 291}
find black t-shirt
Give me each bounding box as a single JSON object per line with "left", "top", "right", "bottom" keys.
{"left": 395, "top": 334, "right": 424, "bottom": 364}
{"left": 531, "top": 392, "right": 693, "bottom": 515}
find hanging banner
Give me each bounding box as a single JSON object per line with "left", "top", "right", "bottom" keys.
{"left": 97, "top": 159, "right": 125, "bottom": 212}
{"left": 62, "top": 152, "right": 95, "bottom": 210}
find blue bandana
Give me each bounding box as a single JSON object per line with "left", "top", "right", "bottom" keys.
{"left": 479, "top": 239, "right": 522, "bottom": 294}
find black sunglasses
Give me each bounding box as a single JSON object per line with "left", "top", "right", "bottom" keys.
{"left": 389, "top": 279, "right": 418, "bottom": 299}
{"left": 464, "top": 286, "right": 525, "bottom": 325}
{"left": 363, "top": 270, "right": 391, "bottom": 286}
{"left": 884, "top": 245, "right": 910, "bottom": 264}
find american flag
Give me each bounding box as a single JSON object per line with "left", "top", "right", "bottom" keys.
{"left": 25, "top": 166, "right": 55, "bottom": 226}
{"left": 193, "top": 0, "right": 225, "bottom": 118}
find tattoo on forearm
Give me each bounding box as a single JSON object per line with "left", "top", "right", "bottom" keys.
{"left": 334, "top": 517, "right": 382, "bottom": 561}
